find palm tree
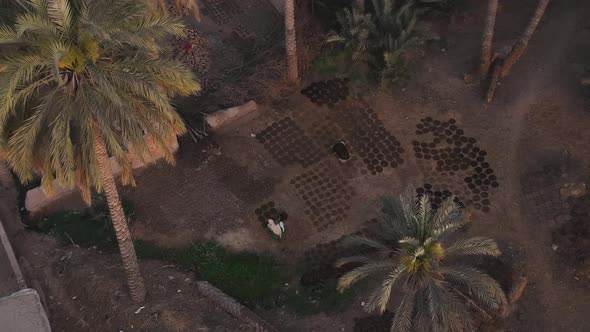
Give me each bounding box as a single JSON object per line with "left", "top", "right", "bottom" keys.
{"left": 500, "top": 0, "right": 550, "bottom": 78}
{"left": 336, "top": 187, "right": 507, "bottom": 331}
{"left": 480, "top": 0, "right": 498, "bottom": 79}
{"left": 0, "top": 0, "right": 200, "bottom": 302}
{"left": 284, "top": 0, "right": 298, "bottom": 82}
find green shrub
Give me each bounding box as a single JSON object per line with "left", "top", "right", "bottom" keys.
{"left": 36, "top": 210, "right": 117, "bottom": 248}
{"left": 327, "top": 0, "right": 417, "bottom": 85}
{"left": 34, "top": 199, "right": 135, "bottom": 249}
{"left": 135, "top": 240, "right": 282, "bottom": 307}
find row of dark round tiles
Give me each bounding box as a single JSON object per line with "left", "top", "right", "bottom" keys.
{"left": 301, "top": 78, "right": 350, "bottom": 107}
{"left": 349, "top": 108, "right": 405, "bottom": 175}
{"left": 290, "top": 164, "right": 355, "bottom": 231}
{"left": 413, "top": 118, "right": 499, "bottom": 212}
{"left": 256, "top": 117, "right": 324, "bottom": 168}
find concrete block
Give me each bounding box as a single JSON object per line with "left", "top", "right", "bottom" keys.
{"left": 0, "top": 289, "right": 51, "bottom": 332}
{"left": 205, "top": 100, "right": 258, "bottom": 130}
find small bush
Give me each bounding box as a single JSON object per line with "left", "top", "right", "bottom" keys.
{"left": 135, "top": 240, "right": 282, "bottom": 307}
{"left": 327, "top": 0, "right": 418, "bottom": 86}
{"left": 36, "top": 211, "right": 117, "bottom": 249}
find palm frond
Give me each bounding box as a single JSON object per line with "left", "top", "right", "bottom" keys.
{"left": 391, "top": 288, "right": 416, "bottom": 332}
{"left": 433, "top": 219, "right": 465, "bottom": 240}
{"left": 337, "top": 260, "right": 397, "bottom": 291}
{"left": 365, "top": 265, "right": 405, "bottom": 313}
{"left": 379, "top": 195, "right": 411, "bottom": 235}
{"left": 431, "top": 196, "right": 463, "bottom": 231}
{"left": 335, "top": 253, "right": 384, "bottom": 267}
{"left": 442, "top": 266, "right": 507, "bottom": 310}
{"left": 47, "top": 0, "right": 73, "bottom": 34}
{"left": 445, "top": 236, "right": 501, "bottom": 257}
{"left": 416, "top": 193, "right": 432, "bottom": 239}
{"left": 340, "top": 234, "right": 394, "bottom": 253}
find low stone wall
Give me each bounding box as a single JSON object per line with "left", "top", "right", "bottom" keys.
{"left": 196, "top": 281, "right": 279, "bottom": 332}
{"left": 205, "top": 100, "right": 258, "bottom": 130}
{"left": 25, "top": 139, "right": 178, "bottom": 217}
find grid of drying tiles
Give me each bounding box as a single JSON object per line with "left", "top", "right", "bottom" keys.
{"left": 346, "top": 107, "right": 405, "bottom": 175}
{"left": 290, "top": 161, "right": 356, "bottom": 232}
{"left": 553, "top": 193, "right": 590, "bottom": 271}
{"left": 255, "top": 117, "right": 324, "bottom": 168}
{"left": 300, "top": 78, "right": 350, "bottom": 107}
{"left": 413, "top": 117, "right": 499, "bottom": 212}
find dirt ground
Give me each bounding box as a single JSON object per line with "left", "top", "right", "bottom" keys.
{"left": 4, "top": 0, "right": 590, "bottom": 331}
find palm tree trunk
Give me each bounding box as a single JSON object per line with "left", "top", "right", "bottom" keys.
{"left": 480, "top": 0, "right": 498, "bottom": 79}
{"left": 92, "top": 123, "right": 146, "bottom": 303}
{"left": 284, "top": 0, "right": 298, "bottom": 82}
{"left": 500, "top": 0, "right": 550, "bottom": 78}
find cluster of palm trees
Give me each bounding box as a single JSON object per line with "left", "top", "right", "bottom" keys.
{"left": 1, "top": 3, "right": 510, "bottom": 330}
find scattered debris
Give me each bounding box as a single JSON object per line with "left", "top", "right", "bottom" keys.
{"left": 134, "top": 306, "right": 146, "bottom": 314}
{"left": 560, "top": 183, "right": 586, "bottom": 200}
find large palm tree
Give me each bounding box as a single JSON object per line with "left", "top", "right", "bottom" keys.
{"left": 337, "top": 188, "right": 507, "bottom": 331}
{"left": 0, "top": 0, "right": 200, "bottom": 302}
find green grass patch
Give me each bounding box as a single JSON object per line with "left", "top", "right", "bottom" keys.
{"left": 283, "top": 279, "right": 365, "bottom": 315}
{"left": 37, "top": 205, "right": 362, "bottom": 313}
{"left": 34, "top": 199, "right": 134, "bottom": 249}
{"left": 135, "top": 240, "right": 281, "bottom": 307}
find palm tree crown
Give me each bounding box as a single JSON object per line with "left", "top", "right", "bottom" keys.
{"left": 337, "top": 187, "right": 507, "bottom": 332}
{"left": 0, "top": 0, "right": 200, "bottom": 200}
